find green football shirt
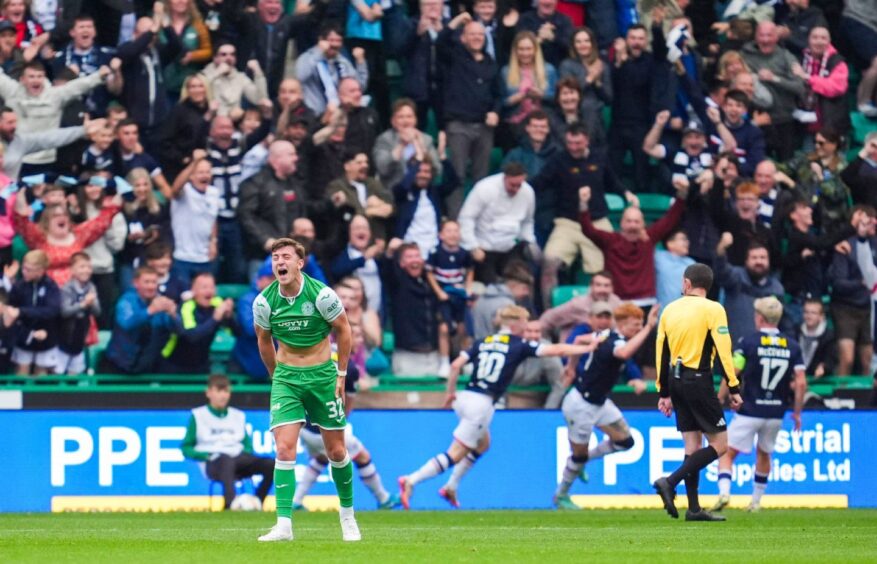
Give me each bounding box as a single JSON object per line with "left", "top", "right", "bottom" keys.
{"left": 252, "top": 274, "right": 344, "bottom": 348}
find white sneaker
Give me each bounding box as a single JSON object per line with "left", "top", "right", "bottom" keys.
{"left": 341, "top": 514, "right": 361, "bottom": 542}
{"left": 437, "top": 360, "right": 451, "bottom": 379}
{"left": 710, "top": 494, "right": 731, "bottom": 512}
{"left": 859, "top": 103, "right": 877, "bottom": 118}
{"left": 258, "top": 524, "right": 293, "bottom": 542}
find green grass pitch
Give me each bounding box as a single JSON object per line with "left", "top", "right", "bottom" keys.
{"left": 1, "top": 509, "right": 876, "bottom": 563}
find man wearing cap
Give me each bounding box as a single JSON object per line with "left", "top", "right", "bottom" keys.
{"left": 642, "top": 109, "right": 735, "bottom": 193}
{"left": 0, "top": 20, "right": 28, "bottom": 78}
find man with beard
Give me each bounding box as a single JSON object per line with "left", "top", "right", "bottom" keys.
{"left": 714, "top": 233, "right": 784, "bottom": 342}
{"left": 708, "top": 180, "right": 776, "bottom": 267}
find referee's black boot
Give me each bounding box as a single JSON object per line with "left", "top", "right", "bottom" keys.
{"left": 685, "top": 509, "right": 727, "bottom": 522}
{"left": 653, "top": 478, "right": 678, "bottom": 519}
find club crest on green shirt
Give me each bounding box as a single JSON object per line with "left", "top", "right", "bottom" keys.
{"left": 301, "top": 301, "right": 314, "bottom": 316}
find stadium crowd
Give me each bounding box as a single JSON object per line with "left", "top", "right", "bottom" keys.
{"left": 0, "top": 0, "right": 874, "bottom": 401}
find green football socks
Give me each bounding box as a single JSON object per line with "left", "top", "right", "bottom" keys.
{"left": 330, "top": 455, "right": 355, "bottom": 508}
{"left": 274, "top": 459, "right": 296, "bottom": 518}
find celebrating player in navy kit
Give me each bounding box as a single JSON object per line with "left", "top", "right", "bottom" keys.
{"left": 398, "top": 305, "right": 598, "bottom": 509}
{"left": 712, "top": 296, "right": 807, "bottom": 512}
{"left": 554, "top": 303, "right": 659, "bottom": 509}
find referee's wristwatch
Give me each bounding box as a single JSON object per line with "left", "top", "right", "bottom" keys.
{"left": 336, "top": 370, "right": 347, "bottom": 377}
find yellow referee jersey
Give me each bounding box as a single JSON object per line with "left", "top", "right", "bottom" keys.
{"left": 655, "top": 295, "right": 740, "bottom": 396}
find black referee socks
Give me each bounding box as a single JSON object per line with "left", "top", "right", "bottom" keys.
{"left": 666, "top": 446, "right": 719, "bottom": 491}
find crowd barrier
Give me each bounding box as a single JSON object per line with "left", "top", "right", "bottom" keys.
{"left": 1, "top": 409, "right": 872, "bottom": 511}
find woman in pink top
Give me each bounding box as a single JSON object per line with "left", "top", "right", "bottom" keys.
{"left": 13, "top": 191, "right": 123, "bottom": 286}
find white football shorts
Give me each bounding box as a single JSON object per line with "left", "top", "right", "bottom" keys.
{"left": 561, "top": 390, "right": 624, "bottom": 445}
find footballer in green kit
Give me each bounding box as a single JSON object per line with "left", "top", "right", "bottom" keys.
{"left": 253, "top": 238, "right": 360, "bottom": 543}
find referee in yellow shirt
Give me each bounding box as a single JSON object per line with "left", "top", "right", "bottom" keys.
{"left": 653, "top": 263, "right": 742, "bottom": 521}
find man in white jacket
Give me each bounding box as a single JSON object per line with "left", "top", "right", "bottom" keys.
{"left": 0, "top": 59, "right": 116, "bottom": 171}
{"left": 200, "top": 43, "right": 270, "bottom": 118}
{"left": 458, "top": 161, "right": 538, "bottom": 284}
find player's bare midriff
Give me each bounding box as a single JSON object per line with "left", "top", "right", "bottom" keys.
{"left": 275, "top": 337, "right": 332, "bottom": 368}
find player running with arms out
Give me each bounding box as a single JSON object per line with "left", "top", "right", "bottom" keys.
{"left": 253, "top": 238, "right": 360, "bottom": 542}
{"left": 294, "top": 356, "right": 402, "bottom": 511}
{"left": 398, "top": 305, "right": 599, "bottom": 509}
{"left": 712, "top": 296, "right": 806, "bottom": 513}
{"left": 554, "top": 303, "right": 658, "bottom": 510}
{"left": 654, "top": 263, "right": 743, "bottom": 522}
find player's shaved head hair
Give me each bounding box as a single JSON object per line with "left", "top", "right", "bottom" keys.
{"left": 271, "top": 237, "right": 306, "bottom": 260}
{"left": 613, "top": 303, "right": 644, "bottom": 323}
{"left": 754, "top": 296, "right": 783, "bottom": 325}
{"left": 684, "top": 263, "right": 714, "bottom": 291}
{"left": 497, "top": 305, "right": 531, "bottom": 324}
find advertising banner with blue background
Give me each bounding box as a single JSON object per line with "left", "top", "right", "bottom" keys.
{"left": 1, "top": 410, "right": 872, "bottom": 512}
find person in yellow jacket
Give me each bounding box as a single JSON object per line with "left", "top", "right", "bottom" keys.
{"left": 161, "top": 272, "right": 234, "bottom": 373}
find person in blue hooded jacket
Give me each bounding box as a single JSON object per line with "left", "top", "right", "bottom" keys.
{"left": 103, "top": 265, "right": 176, "bottom": 374}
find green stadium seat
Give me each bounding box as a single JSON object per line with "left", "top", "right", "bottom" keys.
{"left": 210, "top": 330, "right": 236, "bottom": 373}
{"left": 382, "top": 331, "right": 395, "bottom": 353}
{"left": 637, "top": 193, "right": 673, "bottom": 222}
{"left": 11, "top": 235, "right": 28, "bottom": 262}
{"left": 851, "top": 111, "right": 877, "bottom": 146}
{"left": 551, "top": 285, "right": 589, "bottom": 308}
{"left": 217, "top": 284, "right": 250, "bottom": 300}
{"left": 605, "top": 193, "right": 625, "bottom": 212}
{"left": 87, "top": 330, "right": 112, "bottom": 372}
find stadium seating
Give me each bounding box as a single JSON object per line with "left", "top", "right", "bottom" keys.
{"left": 551, "top": 285, "right": 589, "bottom": 308}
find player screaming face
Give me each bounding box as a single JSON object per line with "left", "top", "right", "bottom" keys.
{"left": 253, "top": 238, "right": 361, "bottom": 542}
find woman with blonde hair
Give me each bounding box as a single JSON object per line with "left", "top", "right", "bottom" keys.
{"left": 717, "top": 50, "right": 773, "bottom": 109}
{"left": 118, "top": 168, "right": 169, "bottom": 288}
{"left": 500, "top": 31, "right": 557, "bottom": 145}
{"left": 158, "top": 73, "right": 215, "bottom": 180}
{"left": 160, "top": 0, "right": 212, "bottom": 99}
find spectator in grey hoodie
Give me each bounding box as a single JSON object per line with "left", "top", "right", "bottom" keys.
{"left": 0, "top": 107, "right": 102, "bottom": 179}
{"left": 471, "top": 261, "right": 533, "bottom": 340}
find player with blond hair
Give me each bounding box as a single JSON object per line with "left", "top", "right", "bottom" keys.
{"left": 712, "top": 296, "right": 806, "bottom": 512}
{"left": 398, "top": 305, "right": 598, "bottom": 509}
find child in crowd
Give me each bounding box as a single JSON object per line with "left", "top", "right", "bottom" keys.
{"left": 143, "top": 242, "right": 186, "bottom": 303}
{"left": 426, "top": 220, "right": 474, "bottom": 377}
{"left": 81, "top": 127, "right": 116, "bottom": 172}
{"left": 57, "top": 253, "right": 100, "bottom": 375}
{"left": 8, "top": 250, "right": 61, "bottom": 375}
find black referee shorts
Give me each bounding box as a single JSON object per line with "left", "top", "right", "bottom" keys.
{"left": 670, "top": 370, "right": 727, "bottom": 434}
